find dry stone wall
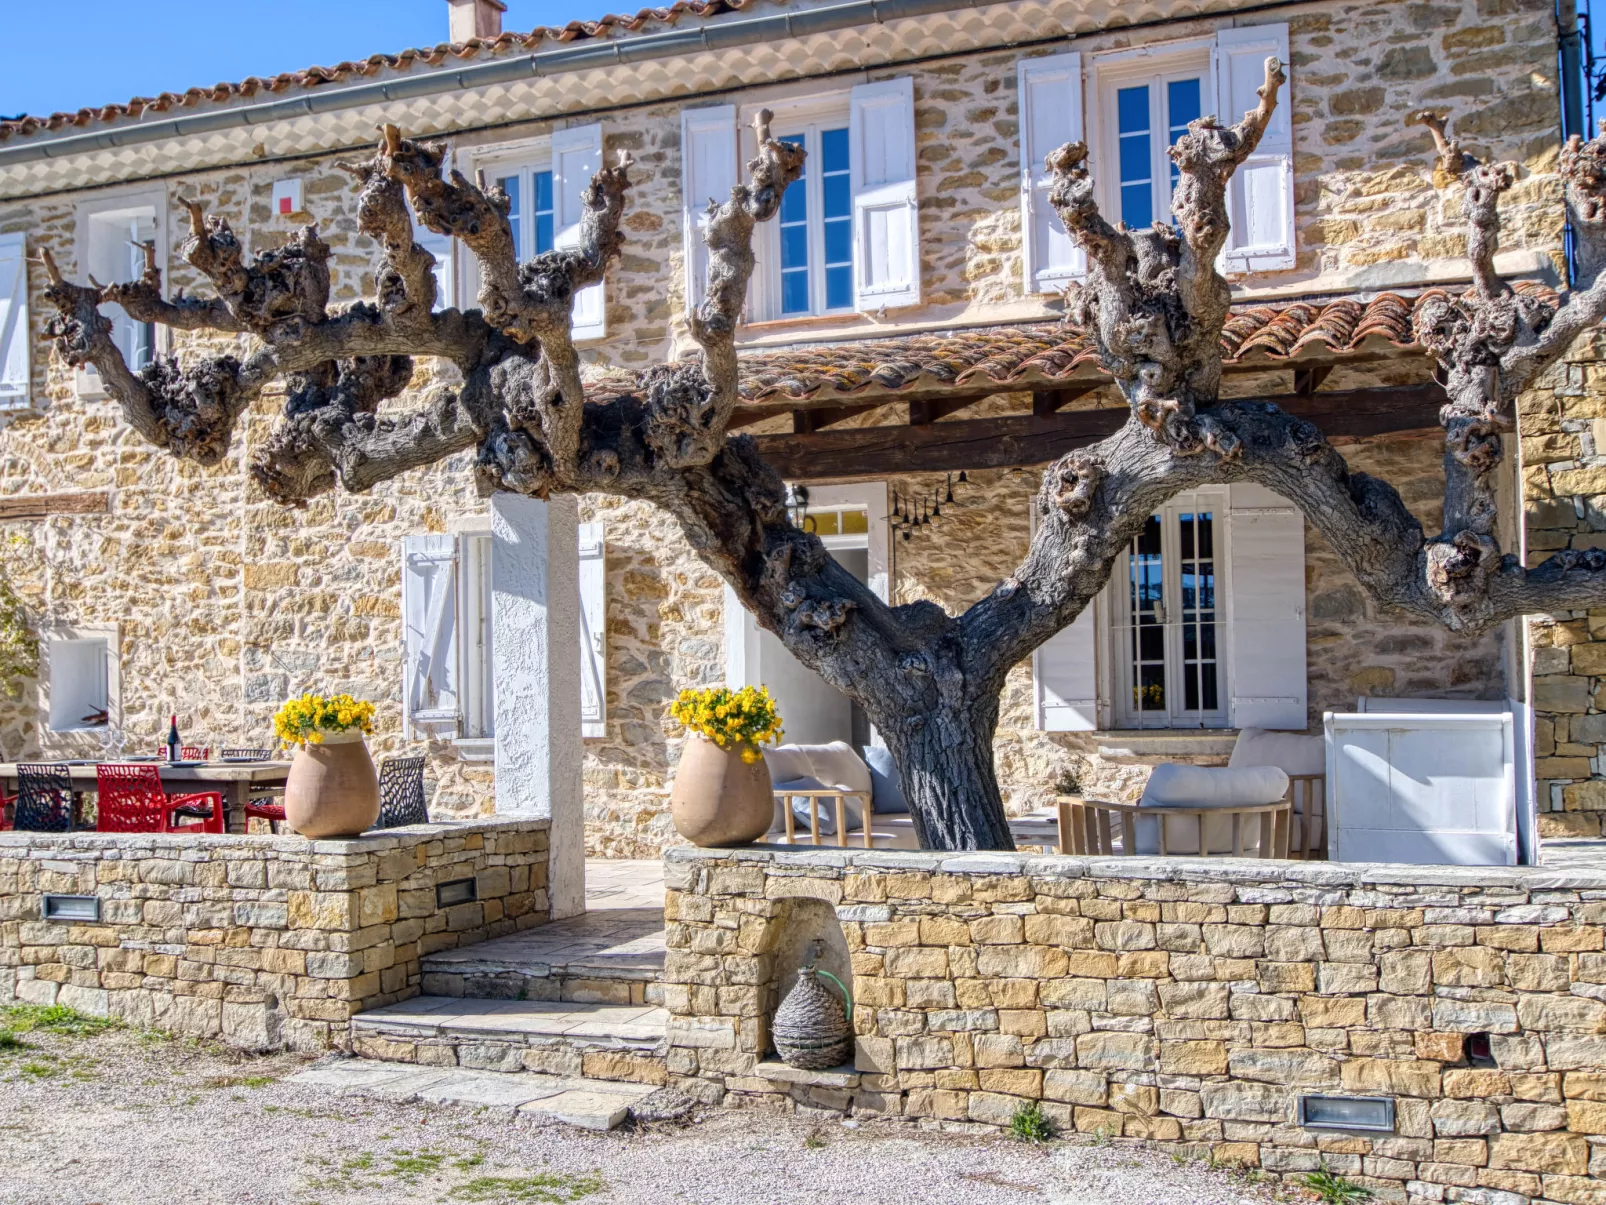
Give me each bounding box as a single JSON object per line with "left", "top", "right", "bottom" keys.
{"left": 664, "top": 846, "right": 1606, "bottom": 1203}
{"left": 0, "top": 819, "right": 548, "bottom": 1050}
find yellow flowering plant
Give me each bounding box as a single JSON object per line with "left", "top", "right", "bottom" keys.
{"left": 273, "top": 692, "right": 377, "bottom": 747}
{"left": 670, "top": 685, "right": 783, "bottom": 763}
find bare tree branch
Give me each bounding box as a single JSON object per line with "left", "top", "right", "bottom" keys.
{"left": 645, "top": 109, "right": 805, "bottom": 471}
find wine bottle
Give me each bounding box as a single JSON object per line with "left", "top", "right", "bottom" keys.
{"left": 167, "top": 714, "right": 180, "bottom": 763}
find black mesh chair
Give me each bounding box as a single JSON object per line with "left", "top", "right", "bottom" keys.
{"left": 11, "top": 764, "right": 74, "bottom": 832}
{"left": 376, "top": 756, "right": 428, "bottom": 829}
{"left": 220, "top": 747, "right": 274, "bottom": 761}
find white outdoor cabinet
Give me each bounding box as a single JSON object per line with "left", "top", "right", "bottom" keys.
{"left": 1325, "top": 709, "right": 1518, "bottom": 866}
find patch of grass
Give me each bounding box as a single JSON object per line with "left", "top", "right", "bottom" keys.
{"left": 455, "top": 1154, "right": 488, "bottom": 1171}
{"left": 0, "top": 1029, "right": 27, "bottom": 1052}
{"left": 1303, "top": 1166, "right": 1372, "bottom": 1205}
{"left": 204, "top": 1074, "right": 276, "bottom": 1090}
{"left": 20, "top": 1061, "right": 58, "bottom": 1078}
{"left": 387, "top": 1150, "right": 449, "bottom": 1180}
{"left": 803, "top": 1133, "right": 827, "bottom": 1150}
{"left": 449, "top": 1173, "right": 604, "bottom": 1203}
{"left": 1008, "top": 1100, "right": 1055, "bottom": 1144}
{"left": 0, "top": 1004, "right": 118, "bottom": 1038}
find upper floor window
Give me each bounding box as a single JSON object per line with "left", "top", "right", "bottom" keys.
{"left": 1017, "top": 25, "right": 1295, "bottom": 293}
{"left": 457, "top": 125, "right": 608, "bottom": 340}
{"left": 77, "top": 190, "right": 166, "bottom": 372}
{"left": 1095, "top": 51, "right": 1209, "bottom": 232}
{"left": 777, "top": 122, "right": 854, "bottom": 316}
{"left": 681, "top": 79, "right": 920, "bottom": 324}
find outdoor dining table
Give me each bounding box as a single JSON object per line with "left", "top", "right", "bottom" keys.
{"left": 0, "top": 760, "right": 293, "bottom": 834}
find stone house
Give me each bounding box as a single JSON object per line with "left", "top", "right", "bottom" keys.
{"left": 0, "top": 0, "right": 1592, "bottom": 866}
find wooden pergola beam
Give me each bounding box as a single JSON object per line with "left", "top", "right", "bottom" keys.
{"left": 753, "top": 384, "right": 1448, "bottom": 481}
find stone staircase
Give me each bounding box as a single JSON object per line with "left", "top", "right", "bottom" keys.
{"left": 348, "top": 861, "right": 670, "bottom": 1089}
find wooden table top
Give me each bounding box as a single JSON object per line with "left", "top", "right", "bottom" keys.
{"left": 0, "top": 761, "right": 292, "bottom": 783}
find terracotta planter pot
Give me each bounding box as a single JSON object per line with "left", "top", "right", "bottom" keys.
{"left": 670, "top": 735, "right": 774, "bottom": 847}
{"left": 284, "top": 730, "right": 380, "bottom": 839}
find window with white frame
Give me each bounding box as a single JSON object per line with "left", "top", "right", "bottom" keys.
{"left": 0, "top": 233, "right": 32, "bottom": 410}
{"left": 1019, "top": 26, "right": 1295, "bottom": 289}
{"left": 1108, "top": 493, "right": 1227, "bottom": 728}
{"left": 683, "top": 80, "right": 920, "bottom": 322}
{"left": 401, "top": 523, "right": 607, "bottom": 750}
{"left": 775, "top": 120, "right": 855, "bottom": 316}
{"left": 1032, "top": 483, "right": 1308, "bottom": 734}
{"left": 1095, "top": 52, "right": 1210, "bottom": 232}
{"left": 459, "top": 125, "right": 607, "bottom": 339}
{"left": 76, "top": 191, "right": 165, "bottom": 373}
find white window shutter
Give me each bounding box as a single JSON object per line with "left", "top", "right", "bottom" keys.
{"left": 680, "top": 105, "right": 739, "bottom": 313}
{"left": 0, "top": 233, "right": 31, "bottom": 410}
{"left": 401, "top": 534, "right": 461, "bottom": 736}
{"left": 850, "top": 77, "right": 921, "bottom": 311}
{"left": 1226, "top": 483, "right": 1306, "bottom": 729}
{"left": 1213, "top": 24, "right": 1294, "bottom": 273}
{"left": 1017, "top": 53, "right": 1086, "bottom": 294}
{"left": 578, "top": 521, "right": 607, "bottom": 739}
{"left": 1034, "top": 602, "right": 1099, "bottom": 732}
{"left": 552, "top": 122, "right": 607, "bottom": 340}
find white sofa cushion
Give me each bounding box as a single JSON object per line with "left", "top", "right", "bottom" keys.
{"left": 1228, "top": 727, "right": 1324, "bottom": 777}
{"left": 765, "top": 742, "right": 873, "bottom": 835}
{"left": 1135, "top": 763, "right": 1290, "bottom": 855}
{"left": 1141, "top": 763, "right": 1289, "bottom": 807}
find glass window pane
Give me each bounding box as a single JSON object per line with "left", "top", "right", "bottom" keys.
{"left": 1120, "top": 183, "right": 1153, "bottom": 229}
{"left": 1197, "top": 511, "right": 1214, "bottom": 558}
{"left": 498, "top": 174, "right": 522, "bottom": 261}
{"left": 810, "top": 511, "right": 839, "bottom": 536}
{"left": 1200, "top": 663, "right": 1218, "bottom": 711}
{"left": 1138, "top": 664, "right": 1166, "bottom": 712}
{"left": 1118, "top": 133, "right": 1152, "bottom": 184}
{"left": 821, "top": 127, "right": 850, "bottom": 174}
{"left": 1117, "top": 86, "right": 1150, "bottom": 134}
{"left": 839, "top": 509, "right": 869, "bottom": 535}
{"left": 825, "top": 264, "right": 853, "bottom": 310}
{"left": 824, "top": 217, "right": 852, "bottom": 265}
{"left": 782, "top": 269, "right": 810, "bottom": 314}
{"left": 535, "top": 170, "right": 553, "bottom": 215}
{"left": 1167, "top": 78, "right": 1202, "bottom": 141}
{"left": 781, "top": 225, "right": 809, "bottom": 269}
{"left": 1136, "top": 516, "right": 1162, "bottom": 556}
{"left": 823, "top": 174, "right": 851, "bottom": 219}
{"left": 536, "top": 214, "right": 554, "bottom": 256}
{"left": 1179, "top": 513, "right": 1196, "bottom": 560}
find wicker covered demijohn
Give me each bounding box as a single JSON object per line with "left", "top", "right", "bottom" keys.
{"left": 771, "top": 947, "right": 853, "bottom": 1070}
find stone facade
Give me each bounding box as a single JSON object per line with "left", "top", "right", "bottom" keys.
{"left": 1518, "top": 335, "right": 1606, "bottom": 839}
{"left": 0, "top": 0, "right": 1577, "bottom": 854}
{"left": 664, "top": 846, "right": 1606, "bottom": 1202}
{"left": 0, "top": 819, "right": 549, "bottom": 1049}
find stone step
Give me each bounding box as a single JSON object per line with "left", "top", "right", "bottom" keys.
{"left": 350, "top": 995, "right": 670, "bottom": 1087}
{"left": 419, "top": 916, "right": 666, "bottom": 1007}
{"left": 289, "top": 1057, "right": 659, "bottom": 1130}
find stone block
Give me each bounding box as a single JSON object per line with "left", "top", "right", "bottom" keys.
{"left": 1075, "top": 1032, "right": 1154, "bottom": 1071}
{"left": 1431, "top": 1099, "right": 1502, "bottom": 1136}
{"left": 1159, "top": 1040, "right": 1229, "bottom": 1076}
{"left": 1342, "top": 1058, "right": 1441, "bottom": 1098}
{"left": 1488, "top": 1131, "right": 1591, "bottom": 1174}
{"left": 895, "top": 1035, "right": 954, "bottom": 1070}
{"left": 1199, "top": 1081, "right": 1291, "bottom": 1123}
{"left": 1227, "top": 1047, "right": 1341, "bottom": 1088}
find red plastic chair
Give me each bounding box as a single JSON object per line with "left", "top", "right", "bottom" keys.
{"left": 95, "top": 763, "right": 225, "bottom": 834}
{"left": 244, "top": 797, "right": 286, "bottom": 832}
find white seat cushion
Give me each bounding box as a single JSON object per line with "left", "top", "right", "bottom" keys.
{"left": 1136, "top": 764, "right": 1289, "bottom": 855}
{"left": 764, "top": 743, "right": 872, "bottom": 835}
{"left": 1228, "top": 727, "right": 1324, "bottom": 777}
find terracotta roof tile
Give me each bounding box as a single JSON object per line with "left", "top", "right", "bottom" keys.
{"left": 727, "top": 286, "right": 1558, "bottom": 406}
{"left": 0, "top": 1, "right": 757, "bottom": 142}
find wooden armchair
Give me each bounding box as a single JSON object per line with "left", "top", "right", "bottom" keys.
{"left": 1056, "top": 797, "right": 1292, "bottom": 859}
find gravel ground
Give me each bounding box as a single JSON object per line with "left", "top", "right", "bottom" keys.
{"left": 0, "top": 1019, "right": 1292, "bottom": 1205}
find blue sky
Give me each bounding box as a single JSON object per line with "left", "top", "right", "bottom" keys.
{"left": 2, "top": 0, "right": 618, "bottom": 119}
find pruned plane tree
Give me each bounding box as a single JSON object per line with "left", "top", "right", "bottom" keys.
{"left": 37, "top": 77, "right": 1606, "bottom": 851}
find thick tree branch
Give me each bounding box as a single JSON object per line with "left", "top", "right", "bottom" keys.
{"left": 645, "top": 110, "right": 806, "bottom": 471}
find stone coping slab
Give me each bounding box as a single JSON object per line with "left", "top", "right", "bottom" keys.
{"left": 0, "top": 816, "right": 549, "bottom": 856}
{"left": 663, "top": 842, "right": 1606, "bottom": 890}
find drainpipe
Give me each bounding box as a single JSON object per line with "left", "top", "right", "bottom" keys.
{"left": 0, "top": 0, "right": 993, "bottom": 171}
{"left": 1561, "top": 0, "right": 1587, "bottom": 282}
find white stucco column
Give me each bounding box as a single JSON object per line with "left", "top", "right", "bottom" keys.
{"left": 491, "top": 492, "right": 585, "bottom": 919}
